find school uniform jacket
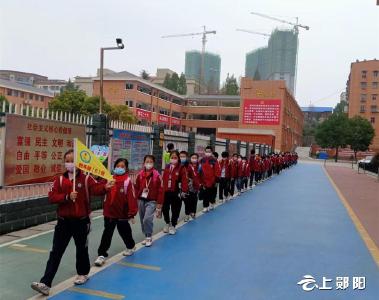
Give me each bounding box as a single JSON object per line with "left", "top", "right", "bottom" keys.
{"left": 230, "top": 160, "right": 239, "bottom": 179}
{"left": 219, "top": 159, "right": 232, "bottom": 179}
{"left": 199, "top": 157, "right": 221, "bottom": 188}
{"left": 186, "top": 163, "right": 201, "bottom": 192}
{"left": 162, "top": 163, "right": 189, "bottom": 194}
{"left": 135, "top": 168, "right": 164, "bottom": 205}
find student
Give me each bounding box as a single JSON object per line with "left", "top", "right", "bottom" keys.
{"left": 236, "top": 155, "right": 243, "bottom": 195}
{"left": 94, "top": 158, "right": 138, "bottom": 267}
{"left": 242, "top": 157, "right": 250, "bottom": 191}
{"left": 253, "top": 154, "right": 263, "bottom": 184}
{"left": 249, "top": 149, "right": 255, "bottom": 188}
{"left": 134, "top": 155, "right": 163, "bottom": 247}
{"left": 229, "top": 153, "right": 239, "bottom": 197}
{"left": 184, "top": 153, "right": 201, "bottom": 221}
{"left": 219, "top": 151, "right": 231, "bottom": 202}
{"left": 162, "top": 150, "right": 188, "bottom": 235}
{"left": 31, "top": 149, "right": 107, "bottom": 296}
{"left": 211, "top": 151, "right": 220, "bottom": 204}
{"left": 199, "top": 146, "right": 220, "bottom": 212}
{"left": 163, "top": 143, "right": 175, "bottom": 166}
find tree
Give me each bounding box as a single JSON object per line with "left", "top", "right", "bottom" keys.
{"left": 107, "top": 105, "right": 137, "bottom": 123}
{"left": 163, "top": 73, "right": 171, "bottom": 89}
{"left": 334, "top": 100, "right": 347, "bottom": 114}
{"left": 140, "top": 70, "right": 150, "bottom": 80}
{"left": 177, "top": 73, "right": 187, "bottom": 95}
{"left": 49, "top": 89, "right": 87, "bottom": 113}
{"left": 80, "top": 96, "right": 112, "bottom": 115}
{"left": 221, "top": 74, "right": 239, "bottom": 95}
{"left": 347, "top": 116, "right": 375, "bottom": 161}
{"left": 315, "top": 113, "right": 350, "bottom": 162}
{"left": 170, "top": 73, "right": 179, "bottom": 92}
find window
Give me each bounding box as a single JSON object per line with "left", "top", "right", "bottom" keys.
{"left": 40, "top": 96, "right": 44, "bottom": 102}
{"left": 373, "top": 82, "right": 378, "bottom": 89}
{"left": 360, "top": 105, "right": 365, "bottom": 112}
{"left": 220, "top": 115, "right": 239, "bottom": 121}
{"left": 372, "top": 94, "right": 378, "bottom": 101}
{"left": 136, "top": 102, "right": 151, "bottom": 111}
{"left": 371, "top": 105, "right": 378, "bottom": 112}
{"left": 13, "top": 90, "right": 19, "bottom": 97}
{"left": 7, "top": 89, "right": 12, "bottom": 96}
{"left": 373, "top": 71, "right": 378, "bottom": 78}
{"left": 125, "top": 100, "right": 134, "bottom": 107}
{"left": 361, "top": 70, "right": 367, "bottom": 79}
{"left": 360, "top": 94, "right": 367, "bottom": 102}
{"left": 125, "top": 83, "right": 134, "bottom": 90}
{"left": 20, "top": 92, "right": 25, "bottom": 98}
{"left": 43, "top": 86, "right": 49, "bottom": 90}
{"left": 159, "top": 108, "right": 169, "bottom": 115}
{"left": 370, "top": 117, "right": 375, "bottom": 124}
{"left": 190, "top": 114, "right": 217, "bottom": 120}
{"left": 29, "top": 94, "right": 34, "bottom": 100}
{"left": 159, "top": 93, "right": 168, "bottom": 101}
{"left": 172, "top": 98, "right": 182, "bottom": 105}
{"left": 360, "top": 82, "right": 367, "bottom": 89}
{"left": 35, "top": 95, "right": 40, "bottom": 101}
{"left": 137, "top": 86, "right": 151, "bottom": 95}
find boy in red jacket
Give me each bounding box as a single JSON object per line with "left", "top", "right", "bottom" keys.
{"left": 219, "top": 151, "right": 231, "bottom": 202}
{"left": 229, "top": 153, "right": 239, "bottom": 197}
{"left": 31, "top": 149, "right": 108, "bottom": 296}
{"left": 241, "top": 157, "right": 250, "bottom": 191}
{"left": 94, "top": 158, "right": 138, "bottom": 266}
{"left": 184, "top": 153, "right": 201, "bottom": 221}
{"left": 249, "top": 149, "right": 255, "bottom": 188}
{"left": 236, "top": 155, "right": 243, "bottom": 195}
{"left": 199, "top": 146, "right": 220, "bottom": 212}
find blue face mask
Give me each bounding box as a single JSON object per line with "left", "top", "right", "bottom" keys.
{"left": 180, "top": 158, "right": 187, "bottom": 164}
{"left": 113, "top": 167, "right": 125, "bottom": 175}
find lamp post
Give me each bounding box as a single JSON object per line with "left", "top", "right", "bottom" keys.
{"left": 99, "top": 38, "right": 124, "bottom": 114}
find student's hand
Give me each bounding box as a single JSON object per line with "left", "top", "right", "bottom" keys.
{"left": 105, "top": 181, "right": 115, "bottom": 190}
{"left": 69, "top": 191, "right": 78, "bottom": 201}
{"left": 129, "top": 217, "right": 135, "bottom": 224}
{"left": 155, "top": 208, "right": 162, "bottom": 219}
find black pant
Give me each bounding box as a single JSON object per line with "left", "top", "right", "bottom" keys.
{"left": 163, "top": 191, "right": 182, "bottom": 227}
{"left": 184, "top": 191, "right": 198, "bottom": 215}
{"left": 229, "top": 178, "right": 236, "bottom": 196}
{"left": 219, "top": 178, "right": 229, "bottom": 200}
{"left": 203, "top": 186, "right": 216, "bottom": 208}
{"left": 41, "top": 217, "right": 90, "bottom": 287}
{"left": 98, "top": 217, "right": 135, "bottom": 257}
{"left": 255, "top": 172, "right": 261, "bottom": 183}
{"left": 249, "top": 171, "right": 255, "bottom": 186}
{"left": 210, "top": 185, "right": 217, "bottom": 203}
{"left": 243, "top": 177, "right": 248, "bottom": 189}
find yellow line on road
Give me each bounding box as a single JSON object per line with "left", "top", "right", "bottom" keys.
{"left": 116, "top": 261, "right": 161, "bottom": 271}
{"left": 68, "top": 287, "right": 125, "bottom": 299}
{"left": 9, "top": 243, "right": 48, "bottom": 254}
{"left": 323, "top": 167, "right": 379, "bottom": 268}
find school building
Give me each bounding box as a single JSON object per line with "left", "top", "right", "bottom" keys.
{"left": 92, "top": 76, "right": 303, "bottom": 152}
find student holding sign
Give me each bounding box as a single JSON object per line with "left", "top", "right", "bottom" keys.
{"left": 94, "top": 158, "right": 138, "bottom": 266}
{"left": 31, "top": 149, "right": 109, "bottom": 296}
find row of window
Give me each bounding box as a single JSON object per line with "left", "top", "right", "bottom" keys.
{"left": 360, "top": 94, "right": 378, "bottom": 102}
{"left": 359, "top": 105, "right": 378, "bottom": 113}
{"left": 360, "top": 82, "right": 378, "bottom": 89}
{"left": 361, "top": 70, "right": 379, "bottom": 79}
{"left": 6, "top": 89, "right": 45, "bottom": 101}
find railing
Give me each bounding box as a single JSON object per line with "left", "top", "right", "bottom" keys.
{"left": 0, "top": 182, "right": 52, "bottom": 204}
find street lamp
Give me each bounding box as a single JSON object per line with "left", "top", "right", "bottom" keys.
{"left": 99, "top": 38, "right": 124, "bottom": 114}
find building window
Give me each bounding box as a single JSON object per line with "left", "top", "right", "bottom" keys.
{"left": 29, "top": 94, "right": 34, "bottom": 100}
{"left": 191, "top": 114, "right": 217, "bottom": 120}
{"left": 361, "top": 70, "right": 367, "bottom": 79}
{"left": 172, "top": 98, "right": 182, "bottom": 105}
{"left": 360, "top": 82, "right": 367, "bottom": 89}
{"left": 40, "top": 96, "right": 44, "bottom": 102}
{"left": 20, "top": 92, "right": 25, "bottom": 98}
{"left": 370, "top": 117, "right": 375, "bottom": 124}
{"left": 373, "top": 71, "right": 378, "bottom": 78}
{"left": 137, "top": 86, "right": 151, "bottom": 95}
{"left": 7, "top": 89, "right": 12, "bottom": 96}
{"left": 13, "top": 90, "right": 19, "bottom": 97}
{"left": 159, "top": 93, "right": 168, "bottom": 101}
{"left": 35, "top": 95, "right": 39, "bottom": 101}
{"left": 159, "top": 108, "right": 169, "bottom": 115}
{"left": 125, "top": 100, "right": 134, "bottom": 107}
{"left": 373, "top": 82, "right": 378, "bottom": 89}
{"left": 220, "top": 115, "right": 239, "bottom": 121}
{"left": 371, "top": 105, "right": 378, "bottom": 113}
{"left": 372, "top": 94, "right": 378, "bottom": 101}
{"left": 125, "top": 83, "right": 134, "bottom": 90}
{"left": 171, "top": 111, "right": 181, "bottom": 118}
{"left": 360, "top": 105, "right": 365, "bottom": 112}
{"left": 360, "top": 94, "right": 367, "bottom": 102}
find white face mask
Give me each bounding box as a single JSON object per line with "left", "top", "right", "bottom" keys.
{"left": 170, "top": 158, "right": 178, "bottom": 165}
{"left": 191, "top": 158, "right": 198, "bottom": 164}
{"left": 65, "top": 162, "right": 75, "bottom": 173}
{"left": 205, "top": 152, "right": 212, "bottom": 157}
{"left": 145, "top": 163, "right": 153, "bottom": 170}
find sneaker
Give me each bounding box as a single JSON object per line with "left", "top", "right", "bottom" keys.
{"left": 202, "top": 207, "right": 209, "bottom": 213}
{"left": 190, "top": 213, "right": 196, "bottom": 219}
{"left": 163, "top": 224, "right": 170, "bottom": 233}
{"left": 141, "top": 239, "right": 146, "bottom": 245}
{"left": 169, "top": 226, "right": 176, "bottom": 235}
{"left": 94, "top": 256, "right": 106, "bottom": 267}
{"left": 209, "top": 203, "right": 215, "bottom": 210}
{"left": 219, "top": 199, "right": 224, "bottom": 204}
{"left": 184, "top": 215, "right": 190, "bottom": 222}
{"left": 74, "top": 275, "right": 89, "bottom": 285}
{"left": 237, "top": 192, "right": 241, "bottom": 196}
{"left": 31, "top": 282, "right": 50, "bottom": 296}
{"left": 123, "top": 247, "right": 135, "bottom": 256}
{"left": 145, "top": 237, "right": 153, "bottom": 247}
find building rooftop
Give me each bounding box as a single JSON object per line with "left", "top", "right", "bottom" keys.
{"left": 301, "top": 106, "right": 333, "bottom": 113}
{"left": 0, "top": 79, "right": 55, "bottom": 97}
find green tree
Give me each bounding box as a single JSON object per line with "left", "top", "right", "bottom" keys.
{"left": 140, "top": 70, "right": 150, "bottom": 80}
{"left": 315, "top": 113, "right": 350, "bottom": 162}
{"left": 170, "top": 73, "right": 180, "bottom": 92}
{"left": 80, "top": 96, "right": 112, "bottom": 115}
{"left": 347, "top": 116, "right": 375, "bottom": 161}
{"left": 163, "top": 73, "right": 171, "bottom": 89}
{"left": 177, "top": 73, "right": 187, "bottom": 95}
{"left": 49, "top": 89, "right": 87, "bottom": 113}
{"left": 334, "top": 100, "right": 347, "bottom": 114}
{"left": 221, "top": 74, "right": 239, "bottom": 95}
{"left": 107, "top": 105, "right": 137, "bottom": 123}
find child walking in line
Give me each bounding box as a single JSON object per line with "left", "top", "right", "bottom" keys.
{"left": 184, "top": 153, "right": 201, "bottom": 221}
{"left": 218, "top": 151, "right": 231, "bottom": 202}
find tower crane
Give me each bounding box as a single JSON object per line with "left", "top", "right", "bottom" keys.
{"left": 161, "top": 26, "right": 216, "bottom": 93}
{"left": 236, "top": 28, "right": 270, "bottom": 37}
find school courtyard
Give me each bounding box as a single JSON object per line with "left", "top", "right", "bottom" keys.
{"left": 0, "top": 161, "right": 378, "bottom": 300}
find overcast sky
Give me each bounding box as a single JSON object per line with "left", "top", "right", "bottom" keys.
{"left": 1, "top": 0, "right": 378, "bottom": 107}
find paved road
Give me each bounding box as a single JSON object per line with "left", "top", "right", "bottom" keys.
{"left": 39, "top": 163, "right": 378, "bottom": 300}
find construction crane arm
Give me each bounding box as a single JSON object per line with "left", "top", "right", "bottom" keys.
{"left": 161, "top": 31, "right": 216, "bottom": 38}
{"left": 250, "top": 11, "right": 309, "bottom": 30}
{"left": 236, "top": 28, "right": 270, "bottom": 37}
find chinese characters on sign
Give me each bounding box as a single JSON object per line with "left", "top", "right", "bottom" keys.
{"left": 3, "top": 114, "right": 86, "bottom": 186}
{"left": 242, "top": 99, "right": 281, "bottom": 125}
{"left": 136, "top": 108, "right": 151, "bottom": 120}
{"left": 297, "top": 275, "right": 366, "bottom": 292}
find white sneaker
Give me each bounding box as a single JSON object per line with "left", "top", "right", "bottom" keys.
{"left": 145, "top": 237, "right": 152, "bottom": 247}
{"left": 31, "top": 282, "right": 50, "bottom": 296}
{"left": 219, "top": 199, "right": 224, "bottom": 204}
{"left": 123, "top": 247, "right": 135, "bottom": 256}
{"left": 94, "top": 256, "right": 106, "bottom": 267}
{"left": 169, "top": 226, "right": 176, "bottom": 235}
{"left": 141, "top": 239, "right": 146, "bottom": 245}
{"left": 209, "top": 204, "right": 215, "bottom": 210}
{"left": 190, "top": 213, "right": 196, "bottom": 220}
{"left": 237, "top": 192, "right": 241, "bottom": 196}
{"left": 184, "top": 215, "right": 190, "bottom": 222}
{"left": 163, "top": 224, "right": 170, "bottom": 233}
{"left": 202, "top": 207, "right": 209, "bottom": 213}
{"left": 74, "top": 275, "right": 89, "bottom": 285}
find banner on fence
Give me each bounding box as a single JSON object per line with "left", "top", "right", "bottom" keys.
{"left": 2, "top": 114, "right": 86, "bottom": 186}
{"left": 110, "top": 129, "right": 151, "bottom": 172}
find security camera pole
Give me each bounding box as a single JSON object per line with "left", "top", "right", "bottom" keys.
{"left": 99, "top": 38, "right": 124, "bottom": 114}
